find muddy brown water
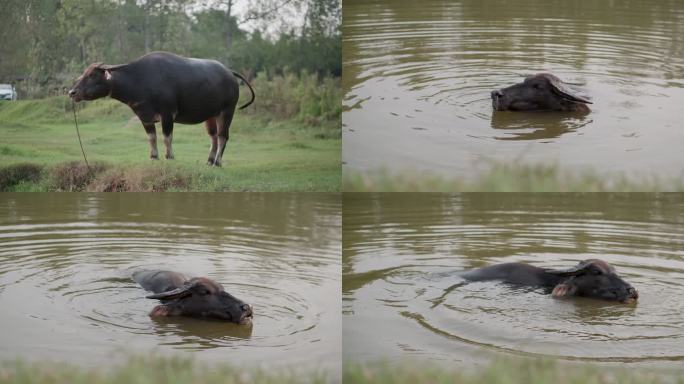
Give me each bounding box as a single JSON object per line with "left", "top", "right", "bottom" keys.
{"left": 343, "top": 194, "right": 684, "bottom": 367}
{"left": 343, "top": 0, "right": 684, "bottom": 180}
{"left": 0, "top": 193, "right": 341, "bottom": 376}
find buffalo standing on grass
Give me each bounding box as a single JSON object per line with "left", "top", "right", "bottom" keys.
{"left": 69, "top": 51, "right": 255, "bottom": 166}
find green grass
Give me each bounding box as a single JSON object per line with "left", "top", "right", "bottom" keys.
{"left": 343, "top": 164, "right": 684, "bottom": 192}
{"left": 344, "top": 358, "right": 684, "bottom": 384}
{"left": 0, "top": 355, "right": 330, "bottom": 384}
{"left": 0, "top": 97, "right": 340, "bottom": 191}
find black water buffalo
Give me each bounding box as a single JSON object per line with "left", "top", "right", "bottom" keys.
{"left": 462, "top": 259, "right": 638, "bottom": 303}
{"left": 491, "top": 73, "right": 592, "bottom": 113}
{"left": 68, "top": 51, "right": 255, "bottom": 166}
{"left": 132, "top": 270, "right": 253, "bottom": 324}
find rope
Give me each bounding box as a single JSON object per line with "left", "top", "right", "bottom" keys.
{"left": 71, "top": 100, "right": 90, "bottom": 171}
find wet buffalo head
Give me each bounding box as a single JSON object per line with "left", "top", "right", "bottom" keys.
{"left": 545, "top": 259, "right": 638, "bottom": 303}
{"left": 491, "top": 73, "right": 592, "bottom": 112}
{"left": 68, "top": 63, "right": 123, "bottom": 102}
{"left": 146, "top": 277, "right": 253, "bottom": 324}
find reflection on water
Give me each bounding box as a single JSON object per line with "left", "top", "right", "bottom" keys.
{"left": 343, "top": 0, "right": 684, "bottom": 179}
{"left": 150, "top": 317, "right": 254, "bottom": 346}
{"left": 343, "top": 193, "right": 684, "bottom": 366}
{"left": 490, "top": 111, "right": 592, "bottom": 141}
{"left": 0, "top": 193, "right": 341, "bottom": 376}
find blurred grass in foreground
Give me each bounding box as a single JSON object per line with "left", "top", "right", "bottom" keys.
{"left": 345, "top": 358, "right": 684, "bottom": 384}
{"left": 0, "top": 355, "right": 330, "bottom": 384}
{"left": 343, "top": 164, "right": 684, "bottom": 192}
{"left": 2, "top": 356, "right": 682, "bottom": 384}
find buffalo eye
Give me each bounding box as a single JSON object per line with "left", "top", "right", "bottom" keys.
{"left": 592, "top": 269, "right": 602, "bottom": 275}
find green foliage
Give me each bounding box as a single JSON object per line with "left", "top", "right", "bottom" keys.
{"left": 225, "top": 32, "right": 341, "bottom": 76}
{"left": 245, "top": 71, "right": 341, "bottom": 124}
{"left": 0, "top": 0, "right": 341, "bottom": 98}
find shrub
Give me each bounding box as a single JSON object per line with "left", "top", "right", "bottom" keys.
{"left": 0, "top": 163, "right": 43, "bottom": 191}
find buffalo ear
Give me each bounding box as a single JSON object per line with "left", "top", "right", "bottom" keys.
{"left": 548, "top": 77, "right": 592, "bottom": 104}
{"left": 552, "top": 279, "right": 578, "bottom": 298}
{"left": 146, "top": 281, "right": 198, "bottom": 300}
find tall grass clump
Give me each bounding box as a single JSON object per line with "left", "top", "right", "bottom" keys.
{"left": 50, "top": 161, "right": 109, "bottom": 191}
{"left": 246, "top": 71, "right": 341, "bottom": 126}
{"left": 0, "top": 163, "right": 43, "bottom": 191}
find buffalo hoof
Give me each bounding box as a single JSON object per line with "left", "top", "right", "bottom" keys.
{"left": 150, "top": 155, "right": 159, "bottom": 160}
{"left": 165, "top": 154, "right": 174, "bottom": 160}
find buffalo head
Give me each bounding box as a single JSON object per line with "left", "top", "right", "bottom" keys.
{"left": 68, "top": 63, "right": 123, "bottom": 102}
{"left": 146, "top": 277, "right": 253, "bottom": 325}
{"left": 545, "top": 259, "right": 638, "bottom": 303}
{"left": 491, "top": 73, "right": 592, "bottom": 112}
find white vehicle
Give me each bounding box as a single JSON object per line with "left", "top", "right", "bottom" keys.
{"left": 0, "top": 84, "right": 17, "bottom": 100}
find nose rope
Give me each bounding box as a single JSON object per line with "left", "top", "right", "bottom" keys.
{"left": 71, "top": 99, "right": 91, "bottom": 172}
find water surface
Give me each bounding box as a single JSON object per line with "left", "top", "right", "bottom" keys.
{"left": 343, "top": 0, "right": 684, "bottom": 180}
{"left": 0, "top": 193, "right": 341, "bottom": 377}
{"left": 343, "top": 193, "right": 684, "bottom": 367}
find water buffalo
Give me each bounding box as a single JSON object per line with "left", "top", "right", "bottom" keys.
{"left": 68, "top": 51, "right": 255, "bottom": 166}
{"left": 462, "top": 259, "right": 638, "bottom": 303}
{"left": 491, "top": 73, "right": 592, "bottom": 112}
{"left": 132, "top": 270, "right": 253, "bottom": 324}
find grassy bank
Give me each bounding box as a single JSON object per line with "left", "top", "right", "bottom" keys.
{"left": 343, "top": 164, "right": 684, "bottom": 192}
{"left": 0, "top": 80, "right": 340, "bottom": 191}
{"left": 0, "top": 355, "right": 330, "bottom": 384}
{"left": 345, "top": 358, "right": 683, "bottom": 384}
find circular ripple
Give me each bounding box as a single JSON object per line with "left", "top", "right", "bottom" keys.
{"left": 398, "top": 257, "right": 684, "bottom": 361}
{"left": 343, "top": 194, "right": 684, "bottom": 363}
{"left": 342, "top": 0, "right": 684, "bottom": 176}
{"left": 0, "top": 195, "right": 340, "bottom": 370}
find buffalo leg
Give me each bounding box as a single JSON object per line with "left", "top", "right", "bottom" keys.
{"left": 143, "top": 123, "right": 159, "bottom": 160}
{"left": 204, "top": 117, "right": 218, "bottom": 166}
{"left": 161, "top": 114, "right": 174, "bottom": 160}
{"left": 213, "top": 108, "right": 235, "bottom": 167}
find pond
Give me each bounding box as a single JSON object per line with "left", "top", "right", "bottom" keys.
{"left": 0, "top": 193, "right": 341, "bottom": 377}
{"left": 343, "top": 0, "right": 684, "bottom": 181}
{"left": 343, "top": 193, "right": 684, "bottom": 367}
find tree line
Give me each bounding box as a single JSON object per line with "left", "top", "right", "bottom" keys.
{"left": 0, "top": 0, "right": 341, "bottom": 98}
